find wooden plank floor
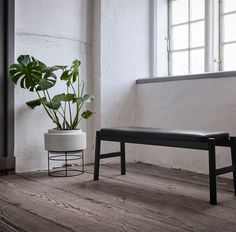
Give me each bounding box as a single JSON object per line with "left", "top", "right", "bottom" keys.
{"left": 0, "top": 163, "right": 236, "bottom": 232}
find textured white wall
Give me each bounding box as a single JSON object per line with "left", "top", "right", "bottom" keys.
{"left": 136, "top": 77, "right": 236, "bottom": 176}
{"left": 100, "top": 0, "right": 150, "bottom": 127}
{"left": 15, "top": 0, "right": 232, "bottom": 177}
{"left": 94, "top": 0, "right": 236, "bottom": 177}
{"left": 94, "top": 0, "right": 150, "bottom": 162}
{"left": 15, "top": 0, "right": 94, "bottom": 172}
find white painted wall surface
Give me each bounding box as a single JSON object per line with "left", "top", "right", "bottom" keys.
{"left": 96, "top": 0, "right": 150, "bottom": 162}
{"left": 15, "top": 0, "right": 94, "bottom": 172}
{"left": 94, "top": 0, "right": 236, "bottom": 177}
{"left": 15, "top": 0, "right": 233, "bottom": 177}
{"left": 136, "top": 77, "right": 236, "bottom": 176}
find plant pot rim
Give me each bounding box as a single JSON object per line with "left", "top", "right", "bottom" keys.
{"left": 50, "top": 128, "right": 82, "bottom": 131}
{"left": 44, "top": 128, "right": 87, "bottom": 151}
{"left": 47, "top": 128, "right": 84, "bottom": 134}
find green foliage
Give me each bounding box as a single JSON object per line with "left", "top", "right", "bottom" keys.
{"left": 26, "top": 97, "right": 46, "bottom": 109}
{"left": 81, "top": 110, "right": 93, "bottom": 119}
{"left": 52, "top": 93, "right": 75, "bottom": 102}
{"left": 9, "top": 55, "right": 94, "bottom": 130}
{"left": 60, "top": 59, "right": 81, "bottom": 87}
{"left": 9, "top": 55, "right": 62, "bottom": 92}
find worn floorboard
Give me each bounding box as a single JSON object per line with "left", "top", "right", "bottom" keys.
{"left": 0, "top": 163, "right": 236, "bottom": 231}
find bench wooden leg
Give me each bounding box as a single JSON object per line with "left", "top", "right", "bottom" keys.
{"left": 208, "top": 138, "right": 217, "bottom": 205}
{"left": 94, "top": 131, "right": 101, "bottom": 181}
{"left": 230, "top": 137, "right": 236, "bottom": 195}
{"left": 120, "top": 142, "right": 126, "bottom": 175}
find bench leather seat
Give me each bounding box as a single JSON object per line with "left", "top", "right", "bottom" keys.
{"left": 100, "top": 127, "right": 229, "bottom": 142}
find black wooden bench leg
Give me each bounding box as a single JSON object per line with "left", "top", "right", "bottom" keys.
{"left": 230, "top": 137, "right": 236, "bottom": 195}
{"left": 120, "top": 142, "right": 126, "bottom": 175}
{"left": 94, "top": 131, "right": 101, "bottom": 181}
{"left": 208, "top": 138, "right": 217, "bottom": 205}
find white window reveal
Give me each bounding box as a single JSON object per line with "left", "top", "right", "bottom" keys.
{"left": 154, "top": 0, "right": 236, "bottom": 77}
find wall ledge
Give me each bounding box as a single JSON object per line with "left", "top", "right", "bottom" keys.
{"left": 136, "top": 71, "right": 236, "bottom": 84}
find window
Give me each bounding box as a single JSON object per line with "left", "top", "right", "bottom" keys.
{"left": 164, "top": 0, "right": 236, "bottom": 76}
{"left": 220, "top": 0, "right": 236, "bottom": 71}
{"left": 169, "top": 0, "right": 205, "bottom": 75}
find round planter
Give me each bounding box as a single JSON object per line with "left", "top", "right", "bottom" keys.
{"left": 44, "top": 129, "right": 86, "bottom": 151}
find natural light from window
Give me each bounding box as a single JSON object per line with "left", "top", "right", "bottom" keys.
{"left": 222, "top": 0, "right": 236, "bottom": 71}
{"left": 167, "top": 0, "right": 236, "bottom": 76}
{"left": 169, "top": 0, "right": 205, "bottom": 75}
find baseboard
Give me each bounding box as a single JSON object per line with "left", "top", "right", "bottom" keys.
{"left": 0, "top": 156, "right": 15, "bottom": 174}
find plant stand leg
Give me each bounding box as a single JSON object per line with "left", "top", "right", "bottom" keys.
{"left": 48, "top": 151, "right": 50, "bottom": 176}
{"left": 82, "top": 150, "right": 84, "bottom": 173}
{"left": 65, "top": 152, "right": 68, "bottom": 177}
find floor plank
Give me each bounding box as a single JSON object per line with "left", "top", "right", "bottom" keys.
{"left": 112, "top": 162, "right": 235, "bottom": 192}
{"left": 0, "top": 198, "right": 72, "bottom": 232}
{"left": 0, "top": 175, "right": 186, "bottom": 232}
{"left": 0, "top": 219, "right": 19, "bottom": 232}
{"left": 22, "top": 165, "right": 236, "bottom": 231}
{"left": 0, "top": 163, "right": 236, "bottom": 231}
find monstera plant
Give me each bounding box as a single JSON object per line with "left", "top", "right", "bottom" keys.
{"left": 9, "top": 55, "right": 94, "bottom": 130}
{"left": 9, "top": 55, "right": 94, "bottom": 154}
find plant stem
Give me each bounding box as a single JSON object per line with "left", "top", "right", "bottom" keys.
{"left": 58, "top": 104, "right": 70, "bottom": 129}
{"left": 57, "top": 109, "right": 71, "bottom": 129}
{"left": 67, "top": 86, "right": 72, "bottom": 127}
{"left": 71, "top": 101, "right": 84, "bottom": 129}
{"left": 36, "top": 91, "right": 60, "bottom": 128}
{"left": 78, "top": 70, "right": 80, "bottom": 100}
{"left": 75, "top": 71, "right": 80, "bottom": 128}
{"left": 42, "top": 91, "right": 54, "bottom": 118}
{"left": 71, "top": 84, "right": 77, "bottom": 96}
{"left": 45, "top": 90, "right": 61, "bottom": 129}
{"left": 63, "top": 100, "right": 66, "bottom": 129}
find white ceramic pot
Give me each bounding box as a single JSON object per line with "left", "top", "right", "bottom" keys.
{"left": 44, "top": 129, "right": 86, "bottom": 151}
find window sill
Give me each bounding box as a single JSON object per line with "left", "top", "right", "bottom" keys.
{"left": 136, "top": 71, "right": 236, "bottom": 84}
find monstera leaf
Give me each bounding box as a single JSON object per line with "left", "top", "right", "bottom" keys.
{"left": 81, "top": 110, "right": 93, "bottom": 119}
{"left": 9, "top": 55, "right": 58, "bottom": 92}
{"left": 81, "top": 94, "right": 95, "bottom": 103}
{"left": 36, "top": 72, "right": 57, "bottom": 91}
{"left": 60, "top": 59, "right": 81, "bottom": 86}
{"left": 52, "top": 93, "right": 75, "bottom": 102}
{"left": 72, "top": 94, "right": 95, "bottom": 104}
{"left": 10, "top": 55, "right": 95, "bottom": 130}
{"left": 26, "top": 97, "right": 46, "bottom": 109}
{"left": 26, "top": 97, "right": 61, "bottom": 110}
{"left": 45, "top": 101, "right": 61, "bottom": 110}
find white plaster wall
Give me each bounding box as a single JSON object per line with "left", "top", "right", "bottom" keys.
{"left": 93, "top": 0, "right": 236, "bottom": 177}
{"left": 92, "top": 0, "right": 101, "bottom": 132}
{"left": 96, "top": 0, "right": 150, "bottom": 162}
{"left": 15, "top": 0, "right": 94, "bottom": 172}
{"left": 136, "top": 77, "right": 236, "bottom": 176}
{"left": 16, "top": 0, "right": 231, "bottom": 177}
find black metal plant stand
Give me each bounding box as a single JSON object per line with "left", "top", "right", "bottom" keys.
{"left": 48, "top": 150, "right": 84, "bottom": 177}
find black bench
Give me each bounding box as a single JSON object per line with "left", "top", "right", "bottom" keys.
{"left": 93, "top": 127, "right": 236, "bottom": 205}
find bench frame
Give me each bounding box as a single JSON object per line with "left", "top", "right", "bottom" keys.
{"left": 93, "top": 130, "right": 236, "bottom": 205}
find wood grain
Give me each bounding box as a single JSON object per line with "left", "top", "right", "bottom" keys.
{"left": 0, "top": 198, "right": 72, "bottom": 232}
{"left": 0, "top": 163, "right": 236, "bottom": 231}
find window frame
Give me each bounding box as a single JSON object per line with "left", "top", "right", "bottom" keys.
{"left": 149, "top": 0, "right": 236, "bottom": 81}
{"left": 138, "top": 0, "right": 236, "bottom": 84}
{"left": 219, "top": 0, "right": 236, "bottom": 71}
{"left": 168, "top": 0, "right": 205, "bottom": 76}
